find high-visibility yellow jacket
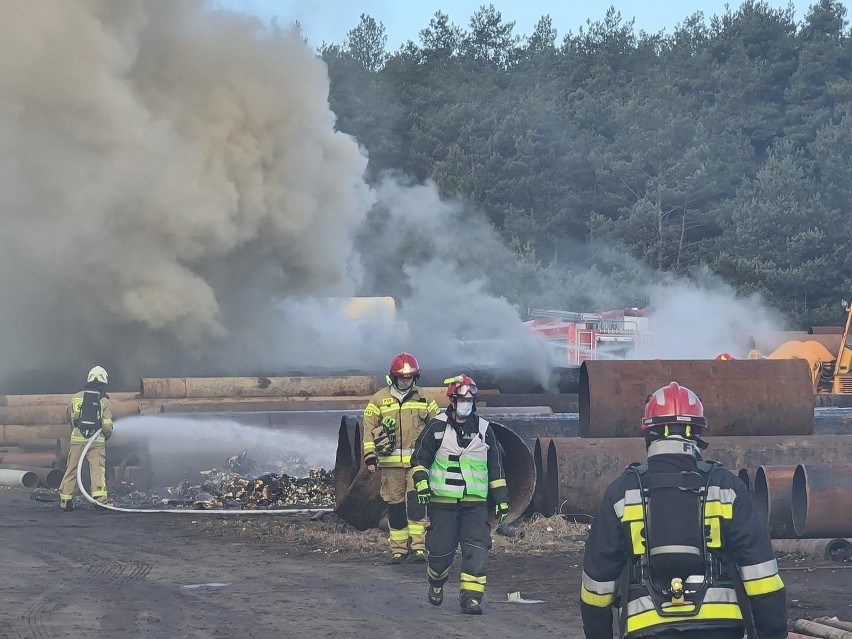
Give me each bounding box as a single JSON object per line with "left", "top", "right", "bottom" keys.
{"left": 66, "top": 389, "right": 114, "bottom": 446}
{"left": 362, "top": 386, "right": 439, "bottom": 468}
{"left": 580, "top": 440, "right": 787, "bottom": 639}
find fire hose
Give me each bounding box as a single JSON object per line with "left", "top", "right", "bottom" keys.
{"left": 76, "top": 429, "right": 333, "bottom": 515}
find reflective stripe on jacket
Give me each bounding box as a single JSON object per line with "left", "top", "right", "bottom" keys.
{"left": 362, "top": 386, "right": 439, "bottom": 468}
{"left": 67, "top": 390, "right": 114, "bottom": 439}
{"left": 428, "top": 414, "right": 489, "bottom": 499}
{"left": 580, "top": 444, "right": 787, "bottom": 639}
{"left": 411, "top": 409, "right": 507, "bottom": 506}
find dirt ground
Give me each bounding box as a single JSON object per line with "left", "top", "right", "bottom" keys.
{"left": 2, "top": 487, "right": 850, "bottom": 639}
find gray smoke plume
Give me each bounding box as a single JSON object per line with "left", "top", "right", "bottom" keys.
{"left": 0, "top": 1, "right": 793, "bottom": 394}
{"left": 0, "top": 1, "right": 372, "bottom": 390}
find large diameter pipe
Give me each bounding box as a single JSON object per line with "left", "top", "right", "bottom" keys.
{"left": 0, "top": 405, "right": 70, "bottom": 425}
{"left": 147, "top": 396, "right": 374, "bottom": 414}
{"left": 139, "top": 376, "right": 380, "bottom": 400}
{"left": 0, "top": 468, "right": 39, "bottom": 488}
{"left": 533, "top": 438, "right": 554, "bottom": 516}
{"left": 794, "top": 619, "right": 852, "bottom": 639}
{"left": 18, "top": 439, "right": 61, "bottom": 454}
{"left": 579, "top": 359, "right": 814, "bottom": 437}
{"left": 815, "top": 619, "right": 852, "bottom": 633}
{"left": 753, "top": 466, "right": 797, "bottom": 538}
{"left": 333, "top": 422, "right": 535, "bottom": 529}
{"left": 772, "top": 538, "right": 852, "bottom": 562}
{"left": 0, "top": 465, "right": 63, "bottom": 489}
{"left": 334, "top": 466, "right": 386, "bottom": 531}
{"left": 0, "top": 424, "right": 70, "bottom": 446}
{"left": 546, "top": 436, "right": 852, "bottom": 518}
{"left": 0, "top": 451, "right": 58, "bottom": 468}
{"left": 334, "top": 416, "right": 361, "bottom": 508}
{"left": 0, "top": 401, "right": 140, "bottom": 425}
{"left": 737, "top": 468, "right": 751, "bottom": 491}
{"left": 792, "top": 464, "right": 852, "bottom": 537}
{"left": 0, "top": 392, "right": 139, "bottom": 406}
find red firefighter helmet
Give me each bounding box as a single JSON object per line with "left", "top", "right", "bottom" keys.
{"left": 445, "top": 374, "right": 478, "bottom": 399}
{"left": 715, "top": 353, "right": 735, "bottom": 361}
{"left": 389, "top": 352, "right": 420, "bottom": 378}
{"left": 642, "top": 381, "right": 707, "bottom": 431}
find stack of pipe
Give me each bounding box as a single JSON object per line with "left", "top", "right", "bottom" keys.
{"left": 536, "top": 359, "right": 852, "bottom": 530}
{"left": 332, "top": 416, "right": 537, "bottom": 530}
{"left": 1, "top": 376, "right": 388, "bottom": 491}
{"left": 0, "top": 438, "right": 64, "bottom": 488}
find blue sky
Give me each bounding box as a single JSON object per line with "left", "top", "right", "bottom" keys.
{"left": 213, "top": 1, "right": 811, "bottom": 49}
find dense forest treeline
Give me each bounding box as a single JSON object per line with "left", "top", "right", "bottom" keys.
{"left": 319, "top": 1, "right": 852, "bottom": 326}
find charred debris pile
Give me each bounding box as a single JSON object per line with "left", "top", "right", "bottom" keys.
{"left": 113, "top": 453, "right": 335, "bottom": 510}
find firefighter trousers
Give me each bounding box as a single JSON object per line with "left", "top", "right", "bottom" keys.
{"left": 380, "top": 467, "right": 427, "bottom": 555}
{"left": 426, "top": 502, "right": 491, "bottom": 607}
{"left": 59, "top": 433, "right": 107, "bottom": 506}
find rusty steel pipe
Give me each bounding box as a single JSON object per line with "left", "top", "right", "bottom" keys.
{"left": 814, "top": 619, "right": 852, "bottom": 633}
{"left": 533, "top": 437, "right": 554, "bottom": 516}
{"left": 0, "top": 405, "right": 70, "bottom": 425}
{"left": 546, "top": 436, "right": 852, "bottom": 518}
{"left": 794, "top": 619, "right": 852, "bottom": 639}
{"left": 0, "top": 392, "right": 139, "bottom": 407}
{"left": 753, "top": 466, "right": 797, "bottom": 538}
{"left": 0, "top": 424, "right": 70, "bottom": 446}
{"left": 737, "top": 468, "right": 751, "bottom": 491}
{"left": 792, "top": 464, "right": 852, "bottom": 538}
{"left": 0, "top": 451, "right": 58, "bottom": 468}
{"left": 18, "top": 438, "right": 61, "bottom": 454}
{"left": 579, "top": 359, "right": 814, "bottom": 438}
{"left": 139, "top": 375, "right": 380, "bottom": 400}
{"left": 334, "top": 416, "right": 360, "bottom": 508}
{"left": 333, "top": 422, "right": 535, "bottom": 530}
{"left": 772, "top": 538, "right": 852, "bottom": 562}
{"left": 334, "top": 466, "right": 386, "bottom": 531}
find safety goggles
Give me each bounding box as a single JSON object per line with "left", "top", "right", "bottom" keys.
{"left": 455, "top": 383, "right": 477, "bottom": 398}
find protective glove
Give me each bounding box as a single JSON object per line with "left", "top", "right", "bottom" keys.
{"left": 381, "top": 416, "right": 397, "bottom": 432}
{"left": 415, "top": 479, "right": 431, "bottom": 505}
{"left": 495, "top": 501, "right": 509, "bottom": 523}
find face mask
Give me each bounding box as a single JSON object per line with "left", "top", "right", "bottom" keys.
{"left": 455, "top": 400, "right": 474, "bottom": 417}
{"left": 394, "top": 376, "right": 414, "bottom": 391}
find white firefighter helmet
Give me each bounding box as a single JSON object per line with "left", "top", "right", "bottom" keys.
{"left": 87, "top": 366, "right": 108, "bottom": 385}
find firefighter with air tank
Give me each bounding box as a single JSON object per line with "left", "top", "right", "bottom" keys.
{"left": 59, "top": 366, "right": 114, "bottom": 511}
{"left": 580, "top": 381, "right": 787, "bottom": 639}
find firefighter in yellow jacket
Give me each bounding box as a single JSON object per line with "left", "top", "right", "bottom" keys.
{"left": 363, "top": 353, "right": 440, "bottom": 563}
{"left": 59, "top": 366, "right": 114, "bottom": 511}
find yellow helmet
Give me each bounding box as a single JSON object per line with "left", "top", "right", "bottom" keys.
{"left": 87, "top": 366, "right": 108, "bottom": 384}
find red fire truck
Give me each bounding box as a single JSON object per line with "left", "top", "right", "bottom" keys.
{"left": 523, "top": 307, "right": 650, "bottom": 365}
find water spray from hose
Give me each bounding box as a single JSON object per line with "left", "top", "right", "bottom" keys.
{"left": 75, "top": 429, "right": 332, "bottom": 515}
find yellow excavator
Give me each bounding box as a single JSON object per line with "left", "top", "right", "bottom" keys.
{"left": 748, "top": 299, "right": 852, "bottom": 394}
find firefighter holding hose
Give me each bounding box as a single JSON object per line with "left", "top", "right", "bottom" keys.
{"left": 59, "top": 366, "right": 114, "bottom": 511}
{"left": 580, "top": 381, "right": 787, "bottom": 639}
{"left": 362, "top": 353, "right": 440, "bottom": 563}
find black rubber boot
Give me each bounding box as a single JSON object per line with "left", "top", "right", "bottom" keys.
{"left": 387, "top": 553, "right": 407, "bottom": 565}
{"left": 428, "top": 585, "right": 444, "bottom": 607}
{"left": 409, "top": 550, "right": 427, "bottom": 563}
{"left": 59, "top": 500, "right": 74, "bottom": 512}
{"left": 461, "top": 599, "right": 482, "bottom": 615}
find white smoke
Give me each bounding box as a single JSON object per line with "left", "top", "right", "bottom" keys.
{"left": 635, "top": 270, "right": 788, "bottom": 360}
{"left": 0, "top": 1, "right": 372, "bottom": 388}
